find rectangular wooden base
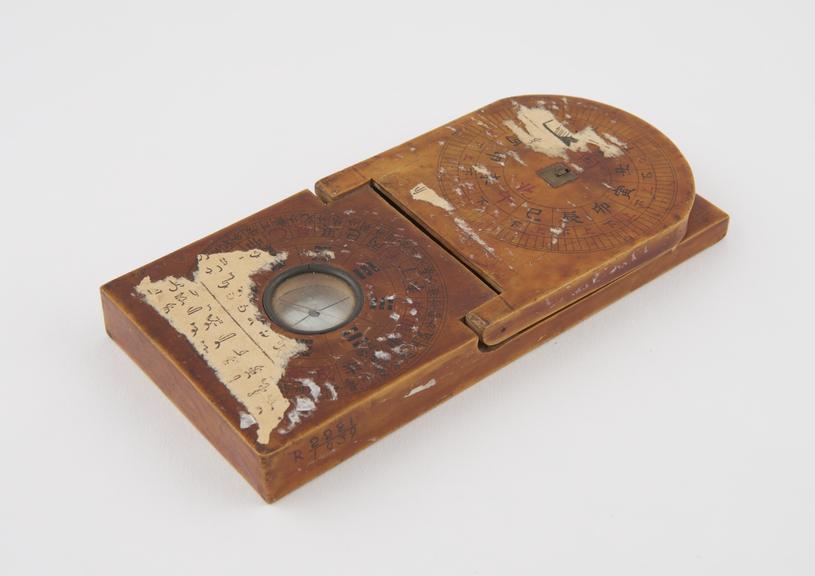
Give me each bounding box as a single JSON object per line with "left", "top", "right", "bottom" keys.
{"left": 102, "top": 195, "right": 728, "bottom": 502}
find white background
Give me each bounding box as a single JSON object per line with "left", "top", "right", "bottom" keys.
{"left": 1, "top": 1, "right": 813, "bottom": 574}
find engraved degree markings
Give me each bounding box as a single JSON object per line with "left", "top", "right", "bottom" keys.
{"left": 434, "top": 99, "right": 683, "bottom": 253}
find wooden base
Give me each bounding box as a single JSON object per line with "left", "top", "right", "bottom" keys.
{"left": 102, "top": 193, "right": 727, "bottom": 502}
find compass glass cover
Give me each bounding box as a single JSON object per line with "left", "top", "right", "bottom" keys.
{"left": 264, "top": 266, "right": 361, "bottom": 334}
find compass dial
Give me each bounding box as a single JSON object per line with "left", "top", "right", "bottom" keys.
{"left": 204, "top": 209, "right": 448, "bottom": 403}
{"left": 263, "top": 265, "right": 362, "bottom": 334}
{"left": 436, "top": 96, "right": 681, "bottom": 253}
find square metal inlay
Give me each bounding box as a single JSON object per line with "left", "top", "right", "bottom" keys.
{"left": 537, "top": 162, "right": 578, "bottom": 188}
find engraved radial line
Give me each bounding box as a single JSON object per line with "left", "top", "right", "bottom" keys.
{"left": 199, "top": 280, "right": 280, "bottom": 366}
{"left": 460, "top": 124, "right": 483, "bottom": 137}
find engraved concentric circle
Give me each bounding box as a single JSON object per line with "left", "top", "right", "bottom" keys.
{"left": 204, "top": 211, "right": 448, "bottom": 399}
{"left": 436, "top": 97, "right": 682, "bottom": 253}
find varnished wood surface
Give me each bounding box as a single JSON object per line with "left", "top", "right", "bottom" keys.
{"left": 101, "top": 96, "right": 728, "bottom": 502}
{"left": 317, "top": 96, "right": 696, "bottom": 345}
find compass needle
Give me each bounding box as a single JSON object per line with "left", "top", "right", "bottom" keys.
{"left": 277, "top": 298, "right": 314, "bottom": 313}
{"left": 318, "top": 296, "right": 351, "bottom": 311}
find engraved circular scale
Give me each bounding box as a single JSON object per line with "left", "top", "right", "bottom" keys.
{"left": 317, "top": 95, "right": 699, "bottom": 345}
{"left": 263, "top": 264, "right": 363, "bottom": 334}
{"left": 433, "top": 95, "right": 694, "bottom": 253}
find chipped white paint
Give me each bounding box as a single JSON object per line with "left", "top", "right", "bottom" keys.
{"left": 506, "top": 150, "right": 526, "bottom": 166}
{"left": 471, "top": 164, "right": 499, "bottom": 184}
{"left": 238, "top": 411, "right": 256, "bottom": 429}
{"left": 374, "top": 350, "right": 392, "bottom": 361}
{"left": 603, "top": 132, "right": 627, "bottom": 148}
{"left": 390, "top": 312, "right": 400, "bottom": 321}
{"left": 296, "top": 377, "right": 321, "bottom": 401}
{"left": 407, "top": 173, "right": 502, "bottom": 262}
{"left": 409, "top": 182, "right": 454, "bottom": 212}
{"left": 301, "top": 248, "right": 335, "bottom": 260}
{"left": 324, "top": 381, "right": 338, "bottom": 401}
{"left": 136, "top": 249, "right": 307, "bottom": 444}
{"left": 454, "top": 217, "right": 496, "bottom": 255}
{"left": 281, "top": 396, "right": 317, "bottom": 433}
{"left": 550, "top": 215, "right": 570, "bottom": 245}
{"left": 391, "top": 343, "right": 413, "bottom": 356}
{"left": 404, "top": 378, "right": 437, "bottom": 398}
{"left": 504, "top": 103, "right": 625, "bottom": 160}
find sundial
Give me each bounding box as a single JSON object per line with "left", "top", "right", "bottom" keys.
{"left": 436, "top": 97, "right": 679, "bottom": 254}
{"left": 102, "top": 95, "right": 728, "bottom": 501}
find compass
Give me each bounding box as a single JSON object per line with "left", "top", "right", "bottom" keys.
{"left": 197, "top": 200, "right": 462, "bottom": 405}
{"left": 263, "top": 264, "right": 363, "bottom": 334}
{"left": 103, "top": 94, "right": 728, "bottom": 502}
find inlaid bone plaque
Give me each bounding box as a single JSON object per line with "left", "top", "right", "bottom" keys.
{"left": 101, "top": 96, "right": 729, "bottom": 502}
